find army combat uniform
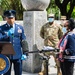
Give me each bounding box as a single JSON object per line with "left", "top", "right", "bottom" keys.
{"left": 40, "top": 22, "right": 63, "bottom": 47}
{"left": 40, "top": 22, "right": 63, "bottom": 75}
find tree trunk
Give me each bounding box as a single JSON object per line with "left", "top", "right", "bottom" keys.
{"left": 55, "top": 0, "right": 75, "bottom": 19}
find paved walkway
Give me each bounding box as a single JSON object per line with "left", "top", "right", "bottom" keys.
{"left": 11, "top": 56, "right": 75, "bottom": 75}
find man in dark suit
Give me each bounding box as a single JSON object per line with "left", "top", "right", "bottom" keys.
{"left": 0, "top": 10, "right": 28, "bottom": 75}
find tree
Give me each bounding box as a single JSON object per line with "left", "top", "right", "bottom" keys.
{"left": 0, "top": 0, "right": 75, "bottom": 20}
{"left": 47, "top": 0, "right": 75, "bottom": 19}
{"left": 47, "top": 0, "right": 61, "bottom": 20}
{"left": 55, "top": 0, "right": 75, "bottom": 19}
{"left": 0, "top": 0, "right": 24, "bottom": 20}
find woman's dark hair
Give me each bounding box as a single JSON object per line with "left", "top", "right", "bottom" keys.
{"left": 68, "top": 18, "right": 75, "bottom": 31}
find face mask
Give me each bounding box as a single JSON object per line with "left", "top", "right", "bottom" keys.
{"left": 48, "top": 18, "right": 54, "bottom": 22}
{"left": 62, "top": 27, "right": 67, "bottom": 34}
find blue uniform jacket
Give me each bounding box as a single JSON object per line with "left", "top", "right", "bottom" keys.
{"left": 60, "top": 32, "right": 75, "bottom": 62}
{"left": 0, "top": 23, "right": 26, "bottom": 60}
{"left": 63, "top": 33, "right": 75, "bottom": 62}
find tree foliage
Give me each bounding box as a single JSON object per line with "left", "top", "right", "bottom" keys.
{"left": 55, "top": 0, "right": 75, "bottom": 19}
{"left": 0, "top": 0, "right": 24, "bottom": 20}
{"left": 47, "top": 0, "right": 75, "bottom": 19}
{"left": 0, "top": 0, "right": 75, "bottom": 20}
{"left": 47, "top": 0, "right": 61, "bottom": 20}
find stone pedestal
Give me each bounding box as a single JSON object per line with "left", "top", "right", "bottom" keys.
{"left": 22, "top": 11, "right": 47, "bottom": 73}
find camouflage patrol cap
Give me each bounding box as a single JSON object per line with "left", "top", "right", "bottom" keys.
{"left": 61, "top": 16, "right": 66, "bottom": 20}
{"left": 48, "top": 13, "right": 54, "bottom": 18}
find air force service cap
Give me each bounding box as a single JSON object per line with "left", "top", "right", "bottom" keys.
{"left": 4, "top": 10, "right": 16, "bottom": 18}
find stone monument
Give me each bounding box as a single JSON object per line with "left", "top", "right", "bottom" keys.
{"left": 21, "top": 0, "right": 50, "bottom": 11}
{"left": 21, "top": 0, "right": 50, "bottom": 73}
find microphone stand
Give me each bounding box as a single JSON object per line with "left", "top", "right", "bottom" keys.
{"left": 25, "top": 48, "right": 59, "bottom": 75}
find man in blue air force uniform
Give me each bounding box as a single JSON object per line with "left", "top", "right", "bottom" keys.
{"left": 0, "top": 10, "right": 28, "bottom": 75}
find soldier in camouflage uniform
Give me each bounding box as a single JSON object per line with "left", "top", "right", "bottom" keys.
{"left": 39, "top": 14, "right": 63, "bottom": 75}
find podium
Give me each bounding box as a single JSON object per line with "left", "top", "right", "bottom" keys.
{"left": 0, "top": 42, "right": 15, "bottom": 55}
{"left": 0, "top": 42, "right": 15, "bottom": 74}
